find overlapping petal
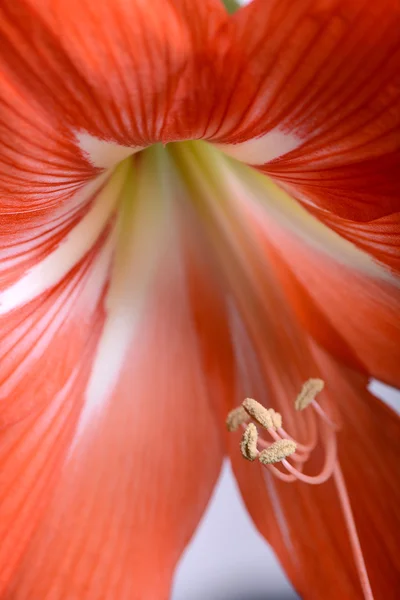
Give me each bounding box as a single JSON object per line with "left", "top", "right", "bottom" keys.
{"left": 179, "top": 143, "right": 400, "bottom": 388}
{"left": 212, "top": 0, "right": 400, "bottom": 270}
{"left": 258, "top": 217, "right": 400, "bottom": 388}
{"left": 0, "top": 0, "right": 227, "bottom": 171}
{"left": 232, "top": 161, "right": 400, "bottom": 388}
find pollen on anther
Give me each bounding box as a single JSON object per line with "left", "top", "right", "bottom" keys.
{"left": 295, "top": 378, "right": 325, "bottom": 411}
{"left": 240, "top": 423, "right": 259, "bottom": 461}
{"left": 226, "top": 406, "right": 250, "bottom": 432}
{"left": 259, "top": 439, "right": 297, "bottom": 465}
{"left": 243, "top": 398, "right": 274, "bottom": 429}
{"left": 269, "top": 408, "right": 282, "bottom": 430}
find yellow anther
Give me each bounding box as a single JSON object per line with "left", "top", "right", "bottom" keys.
{"left": 268, "top": 408, "right": 282, "bottom": 430}
{"left": 240, "top": 423, "right": 259, "bottom": 461}
{"left": 226, "top": 406, "right": 250, "bottom": 432}
{"left": 258, "top": 439, "right": 297, "bottom": 465}
{"left": 243, "top": 398, "right": 274, "bottom": 429}
{"left": 295, "top": 378, "right": 325, "bottom": 411}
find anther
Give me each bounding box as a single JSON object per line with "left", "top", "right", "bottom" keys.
{"left": 295, "top": 378, "right": 324, "bottom": 411}
{"left": 226, "top": 406, "right": 250, "bottom": 432}
{"left": 269, "top": 408, "right": 282, "bottom": 430}
{"left": 240, "top": 423, "right": 259, "bottom": 461}
{"left": 242, "top": 398, "right": 274, "bottom": 429}
{"left": 258, "top": 439, "right": 297, "bottom": 465}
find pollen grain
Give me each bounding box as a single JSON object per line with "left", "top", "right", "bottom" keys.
{"left": 295, "top": 378, "right": 325, "bottom": 411}
{"left": 258, "top": 439, "right": 297, "bottom": 465}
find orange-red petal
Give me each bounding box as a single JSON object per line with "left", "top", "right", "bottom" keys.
{"left": 261, "top": 219, "right": 400, "bottom": 388}
{"left": 0, "top": 230, "right": 112, "bottom": 592}
{"left": 236, "top": 170, "right": 400, "bottom": 387}
{"left": 3, "top": 258, "right": 225, "bottom": 599}
{"left": 177, "top": 143, "right": 400, "bottom": 389}
{"left": 0, "top": 0, "right": 228, "bottom": 158}
{"left": 0, "top": 149, "right": 232, "bottom": 598}
{"left": 212, "top": 0, "right": 400, "bottom": 268}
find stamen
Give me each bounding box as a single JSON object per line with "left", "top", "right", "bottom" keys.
{"left": 279, "top": 425, "right": 337, "bottom": 485}
{"left": 312, "top": 399, "right": 339, "bottom": 430}
{"left": 240, "top": 423, "right": 259, "bottom": 461}
{"left": 258, "top": 439, "right": 297, "bottom": 465}
{"left": 295, "top": 378, "right": 324, "bottom": 411}
{"left": 333, "top": 464, "right": 374, "bottom": 599}
{"left": 226, "top": 406, "right": 250, "bottom": 432}
{"left": 242, "top": 398, "right": 274, "bottom": 429}
{"left": 228, "top": 384, "right": 372, "bottom": 597}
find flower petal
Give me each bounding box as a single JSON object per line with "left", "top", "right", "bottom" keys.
{"left": 0, "top": 163, "right": 127, "bottom": 425}
{"left": 0, "top": 148, "right": 230, "bottom": 597}
{"left": 212, "top": 0, "right": 400, "bottom": 261}
{"left": 0, "top": 0, "right": 228, "bottom": 167}
{"left": 0, "top": 158, "right": 126, "bottom": 589}
{"left": 236, "top": 165, "right": 400, "bottom": 389}
{"left": 0, "top": 214, "right": 115, "bottom": 592}
{"left": 260, "top": 217, "right": 400, "bottom": 389}
{"left": 179, "top": 143, "right": 400, "bottom": 388}
{"left": 0, "top": 68, "right": 99, "bottom": 213}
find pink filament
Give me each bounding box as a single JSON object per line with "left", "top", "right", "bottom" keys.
{"left": 312, "top": 400, "right": 339, "bottom": 430}
{"left": 258, "top": 427, "right": 310, "bottom": 464}
{"left": 280, "top": 428, "right": 336, "bottom": 484}
{"left": 277, "top": 417, "right": 318, "bottom": 454}
{"left": 333, "top": 464, "right": 374, "bottom": 600}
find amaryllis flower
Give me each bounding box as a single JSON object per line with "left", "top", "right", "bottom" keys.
{"left": 0, "top": 0, "right": 399, "bottom": 598}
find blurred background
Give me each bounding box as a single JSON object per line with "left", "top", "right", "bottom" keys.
{"left": 172, "top": 381, "right": 398, "bottom": 599}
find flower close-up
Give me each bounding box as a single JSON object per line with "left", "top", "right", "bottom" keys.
{"left": 0, "top": 0, "right": 399, "bottom": 598}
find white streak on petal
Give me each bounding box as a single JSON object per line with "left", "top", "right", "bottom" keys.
{"left": 73, "top": 147, "right": 172, "bottom": 441}
{"left": 0, "top": 164, "right": 129, "bottom": 314}
{"left": 0, "top": 171, "right": 111, "bottom": 270}
{"left": 215, "top": 129, "right": 301, "bottom": 165}
{"left": 213, "top": 152, "right": 399, "bottom": 286}
{"left": 76, "top": 131, "right": 142, "bottom": 169}
{"left": 0, "top": 231, "right": 115, "bottom": 398}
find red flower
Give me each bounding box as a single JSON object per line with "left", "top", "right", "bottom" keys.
{"left": 0, "top": 1, "right": 399, "bottom": 598}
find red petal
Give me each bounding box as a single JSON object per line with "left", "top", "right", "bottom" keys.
{"left": 308, "top": 208, "right": 400, "bottom": 276}
{"left": 212, "top": 0, "right": 400, "bottom": 257}
{"left": 0, "top": 149, "right": 229, "bottom": 598}
{"left": 262, "top": 220, "right": 400, "bottom": 388}
{"left": 0, "top": 158, "right": 124, "bottom": 588}
{"left": 183, "top": 143, "right": 400, "bottom": 388}
{"left": 0, "top": 0, "right": 228, "bottom": 159}
{"left": 0, "top": 234, "right": 112, "bottom": 591}
{"left": 0, "top": 70, "right": 98, "bottom": 213}
{"left": 236, "top": 170, "right": 400, "bottom": 387}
